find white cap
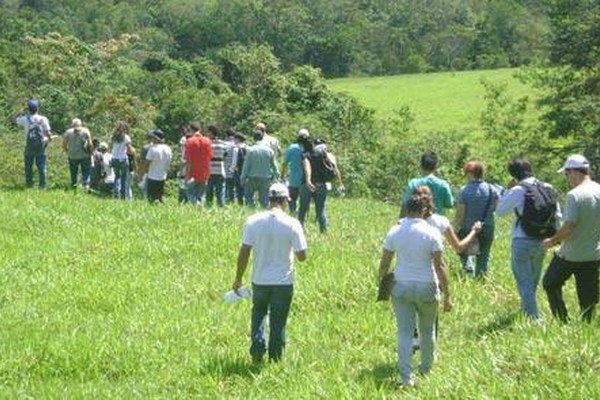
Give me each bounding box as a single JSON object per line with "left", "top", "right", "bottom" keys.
{"left": 297, "top": 128, "right": 310, "bottom": 138}
{"left": 557, "top": 154, "right": 589, "bottom": 173}
{"left": 269, "top": 182, "right": 290, "bottom": 200}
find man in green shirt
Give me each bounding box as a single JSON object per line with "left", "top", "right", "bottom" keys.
{"left": 241, "top": 130, "right": 279, "bottom": 208}
{"left": 402, "top": 151, "right": 454, "bottom": 216}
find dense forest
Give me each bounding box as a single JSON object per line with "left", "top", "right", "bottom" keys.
{"left": 0, "top": 0, "right": 550, "bottom": 77}
{"left": 0, "top": 0, "right": 598, "bottom": 197}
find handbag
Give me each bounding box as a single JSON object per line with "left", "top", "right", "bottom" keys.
{"left": 376, "top": 272, "right": 395, "bottom": 302}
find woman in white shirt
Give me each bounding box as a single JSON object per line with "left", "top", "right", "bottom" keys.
{"left": 110, "top": 122, "right": 135, "bottom": 200}
{"left": 379, "top": 195, "right": 453, "bottom": 387}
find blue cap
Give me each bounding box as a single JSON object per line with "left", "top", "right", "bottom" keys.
{"left": 27, "top": 99, "right": 39, "bottom": 111}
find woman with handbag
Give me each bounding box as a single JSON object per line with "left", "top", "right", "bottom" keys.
{"left": 378, "top": 195, "right": 453, "bottom": 387}
{"left": 454, "top": 161, "right": 499, "bottom": 278}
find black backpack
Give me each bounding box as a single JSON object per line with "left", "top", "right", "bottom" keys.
{"left": 312, "top": 151, "right": 337, "bottom": 183}
{"left": 236, "top": 145, "right": 247, "bottom": 171}
{"left": 516, "top": 181, "right": 558, "bottom": 239}
{"left": 26, "top": 116, "right": 45, "bottom": 154}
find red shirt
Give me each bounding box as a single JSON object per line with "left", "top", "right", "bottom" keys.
{"left": 185, "top": 133, "right": 213, "bottom": 183}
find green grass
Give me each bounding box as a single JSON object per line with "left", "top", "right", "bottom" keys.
{"left": 327, "top": 68, "right": 536, "bottom": 134}
{"left": 1, "top": 189, "right": 599, "bottom": 398}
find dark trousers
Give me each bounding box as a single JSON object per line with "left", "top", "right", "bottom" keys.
{"left": 68, "top": 157, "right": 91, "bottom": 188}
{"left": 250, "top": 284, "right": 294, "bottom": 361}
{"left": 543, "top": 254, "right": 599, "bottom": 322}
{"left": 147, "top": 178, "right": 165, "bottom": 203}
{"left": 24, "top": 151, "right": 46, "bottom": 188}
{"left": 288, "top": 186, "right": 300, "bottom": 215}
{"left": 206, "top": 175, "right": 225, "bottom": 207}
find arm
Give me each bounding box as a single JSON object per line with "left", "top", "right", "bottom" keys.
{"left": 378, "top": 249, "right": 394, "bottom": 282}
{"left": 62, "top": 133, "right": 68, "bottom": 152}
{"left": 270, "top": 153, "right": 280, "bottom": 179}
{"left": 432, "top": 251, "right": 452, "bottom": 311}
{"left": 126, "top": 143, "right": 135, "bottom": 156}
{"left": 232, "top": 244, "right": 252, "bottom": 294}
{"left": 303, "top": 158, "right": 315, "bottom": 192}
{"left": 543, "top": 220, "right": 576, "bottom": 248}
{"left": 453, "top": 203, "right": 466, "bottom": 231}
{"left": 445, "top": 223, "right": 482, "bottom": 253}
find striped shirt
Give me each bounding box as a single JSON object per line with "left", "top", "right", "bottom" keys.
{"left": 210, "top": 139, "right": 228, "bottom": 176}
{"left": 223, "top": 140, "right": 236, "bottom": 178}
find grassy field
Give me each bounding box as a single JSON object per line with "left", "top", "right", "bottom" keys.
{"left": 1, "top": 189, "right": 599, "bottom": 398}
{"left": 327, "top": 68, "right": 536, "bottom": 134}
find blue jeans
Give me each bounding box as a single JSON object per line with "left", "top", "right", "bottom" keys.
{"left": 112, "top": 159, "right": 131, "bottom": 199}
{"left": 206, "top": 175, "right": 225, "bottom": 207}
{"left": 68, "top": 157, "right": 91, "bottom": 189}
{"left": 511, "top": 238, "right": 545, "bottom": 319}
{"left": 459, "top": 224, "right": 495, "bottom": 277}
{"left": 288, "top": 186, "right": 300, "bottom": 215}
{"left": 186, "top": 180, "right": 207, "bottom": 205}
{"left": 298, "top": 183, "right": 328, "bottom": 233}
{"left": 250, "top": 284, "right": 294, "bottom": 361}
{"left": 391, "top": 280, "right": 439, "bottom": 384}
{"left": 24, "top": 151, "right": 46, "bottom": 188}
{"left": 244, "top": 177, "right": 271, "bottom": 208}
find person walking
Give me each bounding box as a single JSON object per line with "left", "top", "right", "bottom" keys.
{"left": 241, "top": 130, "right": 279, "bottom": 208}
{"left": 206, "top": 125, "right": 228, "bottom": 207}
{"left": 282, "top": 128, "right": 312, "bottom": 215}
{"left": 14, "top": 99, "right": 54, "bottom": 189}
{"left": 229, "top": 132, "right": 247, "bottom": 205}
{"left": 378, "top": 194, "right": 452, "bottom": 387}
{"left": 62, "top": 118, "right": 93, "bottom": 190}
{"left": 232, "top": 182, "right": 308, "bottom": 363}
{"left": 110, "top": 122, "right": 135, "bottom": 200}
{"left": 141, "top": 129, "right": 172, "bottom": 203}
{"left": 496, "top": 157, "right": 561, "bottom": 320}
{"left": 184, "top": 122, "right": 213, "bottom": 205}
{"left": 454, "top": 161, "right": 499, "bottom": 278}
{"left": 543, "top": 154, "right": 600, "bottom": 322}
{"left": 298, "top": 139, "right": 342, "bottom": 233}
{"left": 402, "top": 151, "right": 453, "bottom": 216}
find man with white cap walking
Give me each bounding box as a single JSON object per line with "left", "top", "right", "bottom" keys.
{"left": 63, "top": 118, "right": 93, "bottom": 190}
{"left": 232, "top": 182, "right": 308, "bottom": 363}
{"left": 542, "top": 154, "right": 600, "bottom": 322}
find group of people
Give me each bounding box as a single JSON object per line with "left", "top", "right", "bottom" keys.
{"left": 14, "top": 99, "right": 344, "bottom": 231}
{"left": 232, "top": 150, "right": 600, "bottom": 389}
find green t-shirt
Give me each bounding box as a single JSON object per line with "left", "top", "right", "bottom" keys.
{"left": 559, "top": 180, "right": 600, "bottom": 262}
{"left": 403, "top": 174, "right": 454, "bottom": 215}
{"left": 65, "top": 128, "right": 91, "bottom": 160}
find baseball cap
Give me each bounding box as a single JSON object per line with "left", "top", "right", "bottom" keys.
{"left": 98, "top": 142, "right": 108, "bottom": 151}
{"left": 148, "top": 129, "right": 165, "bottom": 142}
{"left": 269, "top": 182, "right": 290, "bottom": 200}
{"left": 27, "top": 99, "right": 39, "bottom": 111}
{"left": 297, "top": 128, "right": 310, "bottom": 139}
{"left": 557, "top": 154, "right": 589, "bottom": 173}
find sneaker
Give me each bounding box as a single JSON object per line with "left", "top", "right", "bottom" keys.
{"left": 252, "top": 354, "right": 264, "bottom": 364}
{"left": 397, "top": 377, "right": 417, "bottom": 388}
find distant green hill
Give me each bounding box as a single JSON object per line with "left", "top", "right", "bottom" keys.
{"left": 327, "top": 68, "right": 536, "bottom": 134}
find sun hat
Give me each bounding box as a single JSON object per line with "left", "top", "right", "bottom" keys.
{"left": 557, "top": 154, "right": 589, "bottom": 173}
{"left": 297, "top": 128, "right": 310, "bottom": 139}
{"left": 269, "top": 182, "right": 290, "bottom": 200}
{"left": 98, "top": 141, "right": 109, "bottom": 151}
{"left": 71, "top": 118, "right": 83, "bottom": 129}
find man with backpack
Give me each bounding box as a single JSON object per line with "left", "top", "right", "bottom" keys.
{"left": 14, "top": 99, "right": 54, "bottom": 189}
{"left": 62, "top": 118, "right": 93, "bottom": 190}
{"left": 542, "top": 154, "right": 600, "bottom": 322}
{"left": 297, "top": 138, "right": 343, "bottom": 234}
{"left": 497, "top": 157, "right": 560, "bottom": 320}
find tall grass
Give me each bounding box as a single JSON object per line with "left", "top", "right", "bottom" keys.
{"left": 0, "top": 190, "right": 598, "bottom": 398}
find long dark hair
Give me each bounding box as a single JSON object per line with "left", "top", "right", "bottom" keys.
{"left": 112, "top": 121, "right": 129, "bottom": 143}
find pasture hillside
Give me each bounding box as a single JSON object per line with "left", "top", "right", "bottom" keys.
{"left": 327, "top": 68, "right": 536, "bottom": 134}
{"left": 1, "top": 189, "right": 599, "bottom": 398}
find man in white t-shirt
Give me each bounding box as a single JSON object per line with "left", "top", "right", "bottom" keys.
{"left": 232, "top": 182, "right": 308, "bottom": 363}
{"left": 142, "top": 129, "right": 172, "bottom": 203}
{"left": 14, "top": 99, "right": 54, "bottom": 188}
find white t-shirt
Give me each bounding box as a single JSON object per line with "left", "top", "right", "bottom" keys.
{"left": 425, "top": 214, "right": 451, "bottom": 238}
{"left": 242, "top": 208, "right": 307, "bottom": 285}
{"left": 16, "top": 113, "right": 51, "bottom": 141}
{"left": 384, "top": 217, "right": 443, "bottom": 284}
{"left": 111, "top": 135, "right": 131, "bottom": 160}
{"left": 102, "top": 153, "right": 115, "bottom": 184}
{"left": 146, "top": 143, "right": 172, "bottom": 181}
